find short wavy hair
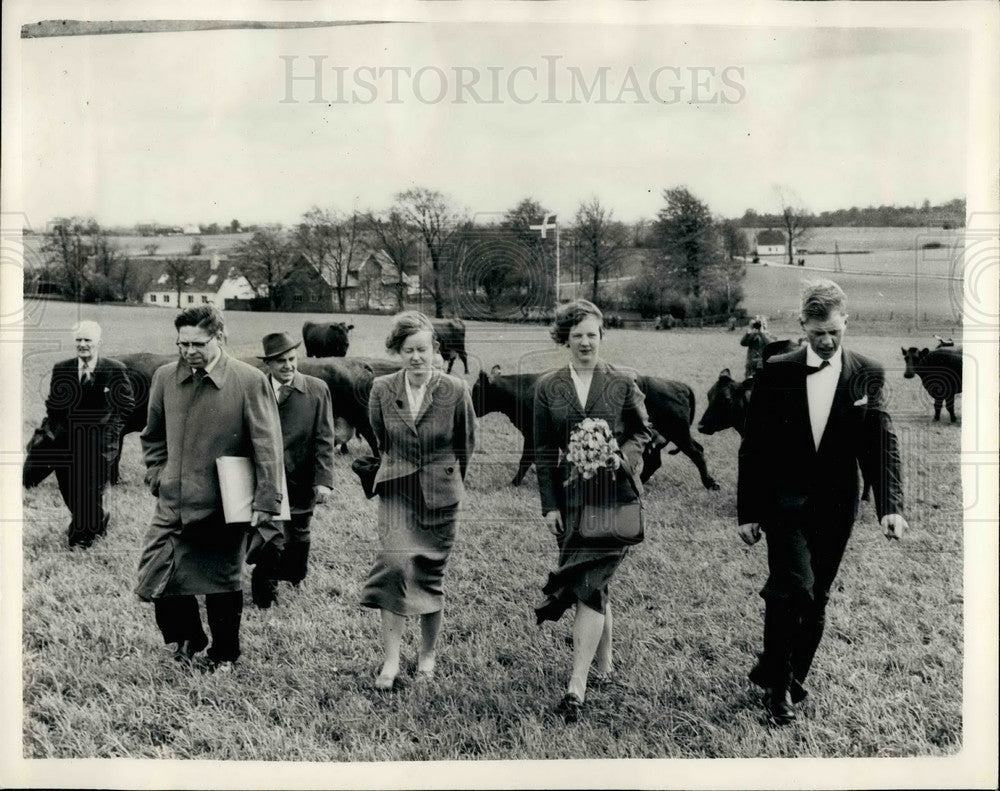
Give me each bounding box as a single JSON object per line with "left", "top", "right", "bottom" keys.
{"left": 800, "top": 279, "right": 848, "bottom": 321}
{"left": 550, "top": 299, "right": 604, "bottom": 346}
{"left": 385, "top": 310, "right": 437, "bottom": 354}
{"left": 174, "top": 305, "right": 226, "bottom": 339}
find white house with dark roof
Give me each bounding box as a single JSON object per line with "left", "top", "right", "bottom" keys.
{"left": 754, "top": 229, "right": 786, "bottom": 257}
{"left": 141, "top": 252, "right": 256, "bottom": 308}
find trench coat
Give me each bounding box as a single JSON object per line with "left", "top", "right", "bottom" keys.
{"left": 135, "top": 352, "right": 284, "bottom": 600}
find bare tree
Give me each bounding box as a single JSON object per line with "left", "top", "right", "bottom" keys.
{"left": 394, "top": 188, "right": 467, "bottom": 318}
{"left": 41, "top": 217, "right": 92, "bottom": 300}
{"left": 573, "top": 198, "right": 629, "bottom": 303}
{"left": 294, "top": 207, "right": 362, "bottom": 312}
{"left": 232, "top": 228, "right": 297, "bottom": 310}
{"left": 774, "top": 186, "right": 811, "bottom": 267}
{"left": 164, "top": 257, "right": 194, "bottom": 308}
{"left": 365, "top": 209, "right": 419, "bottom": 310}
{"left": 500, "top": 198, "right": 552, "bottom": 308}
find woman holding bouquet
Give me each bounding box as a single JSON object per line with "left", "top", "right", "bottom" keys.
{"left": 533, "top": 299, "right": 653, "bottom": 721}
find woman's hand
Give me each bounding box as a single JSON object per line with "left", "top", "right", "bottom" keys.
{"left": 544, "top": 510, "right": 563, "bottom": 537}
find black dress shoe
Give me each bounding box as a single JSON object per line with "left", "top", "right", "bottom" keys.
{"left": 764, "top": 687, "right": 796, "bottom": 726}
{"left": 789, "top": 677, "right": 808, "bottom": 704}
{"left": 171, "top": 633, "right": 209, "bottom": 662}
{"left": 555, "top": 693, "right": 584, "bottom": 724}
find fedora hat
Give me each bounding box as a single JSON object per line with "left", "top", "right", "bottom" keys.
{"left": 257, "top": 332, "right": 301, "bottom": 360}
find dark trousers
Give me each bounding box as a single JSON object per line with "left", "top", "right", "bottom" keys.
{"left": 251, "top": 512, "right": 313, "bottom": 605}
{"left": 153, "top": 592, "right": 243, "bottom": 662}
{"left": 54, "top": 429, "right": 111, "bottom": 547}
{"left": 756, "top": 516, "right": 854, "bottom": 690}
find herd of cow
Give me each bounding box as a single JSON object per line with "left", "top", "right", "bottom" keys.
{"left": 24, "top": 320, "right": 964, "bottom": 494}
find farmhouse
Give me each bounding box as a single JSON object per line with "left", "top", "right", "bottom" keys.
{"left": 348, "top": 250, "right": 420, "bottom": 311}
{"left": 272, "top": 254, "right": 335, "bottom": 311}
{"left": 142, "top": 252, "right": 255, "bottom": 308}
{"left": 754, "top": 229, "right": 786, "bottom": 257}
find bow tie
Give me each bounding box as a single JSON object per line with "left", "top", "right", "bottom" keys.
{"left": 805, "top": 360, "right": 831, "bottom": 375}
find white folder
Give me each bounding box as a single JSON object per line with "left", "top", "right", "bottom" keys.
{"left": 216, "top": 456, "right": 291, "bottom": 522}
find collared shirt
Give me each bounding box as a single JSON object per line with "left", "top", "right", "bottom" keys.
{"left": 404, "top": 371, "right": 433, "bottom": 421}
{"left": 192, "top": 351, "right": 222, "bottom": 380}
{"left": 78, "top": 356, "right": 98, "bottom": 381}
{"left": 568, "top": 363, "right": 593, "bottom": 410}
{"left": 805, "top": 345, "right": 842, "bottom": 450}
{"left": 270, "top": 374, "right": 293, "bottom": 401}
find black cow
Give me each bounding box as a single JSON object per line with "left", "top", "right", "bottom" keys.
{"left": 302, "top": 321, "right": 353, "bottom": 358}
{"left": 902, "top": 345, "right": 962, "bottom": 422}
{"left": 433, "top": 318, "right": 468, "bottom": 374}
{"left": 471, "top": 365, "right": 718, "bottom": 490}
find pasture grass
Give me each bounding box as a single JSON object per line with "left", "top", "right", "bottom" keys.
{"left": 18, "top": 301, "right": 963, "bottom": 760}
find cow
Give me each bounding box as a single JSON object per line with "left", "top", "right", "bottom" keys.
{"left": 302, "top": 321, "right": 353, "bottom": 358}
{"left": 902, "top": 345, "right": 962, "bottom": 422}
{"left": 471, "top": 365, "right": 718, "bottom": 490}
{"left": 433, "top": 318, "right": 468, "bottom": 375}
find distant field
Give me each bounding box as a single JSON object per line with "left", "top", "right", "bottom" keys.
{"left": 19, "top": 299, "right": 963, "bottom": 760}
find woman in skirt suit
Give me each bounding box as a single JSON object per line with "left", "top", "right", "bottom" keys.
{"left": 533, "top": 299, "right": 653, "bottom": 721}
{"left": 361, "top": 311, "right": 477, "bottom": 690}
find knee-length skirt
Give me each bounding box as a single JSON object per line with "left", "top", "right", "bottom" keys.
{"left": 360, "top": 475, "right": 457, "bottom": 616}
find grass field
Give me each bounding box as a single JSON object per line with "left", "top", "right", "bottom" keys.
{"left": 17, "top": 298, "right": 964, "bottom": 761}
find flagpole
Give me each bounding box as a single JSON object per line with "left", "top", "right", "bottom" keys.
{"left": 555, "top": 221, "right": 560, "bottom": 306}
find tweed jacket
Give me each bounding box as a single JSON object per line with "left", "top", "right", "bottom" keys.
{"left": 45, "top": 356, "right": 135, "bottom": 455}
{"left": 271, "top": 371, "right": 336, "bottom": 513}
{"left": 141, "top": 352, "right": 285, "bottom": 524}
{"left": 533, "top": 361, "right": 654, "bottom": 517}
{"left": 368, "top": 370, "right": 476, "bottom": 509}
{"left": 737, "top": 346, "right": 904, "bottom": 527}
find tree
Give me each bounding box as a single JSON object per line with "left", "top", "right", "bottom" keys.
{"left": 41, "top": 216, "right": 94, "bottom": 301}
{"left": 164, "top": 257, "right": 194, "bottom": 307}
{"left": 142, "top": 243, "right": 160, "bottom": 256}
{"left": 231, "top": 229, "right": 298, "bottom": 310}
{"left": 394, "top": 188, "right": 467, "bottom": 318}
{"left": 229, "top": 219, "right": 241, "bottom": 233}
{"left": 189, "top": 239, "right": 206, "bottom": 256}
{"left": 653, "top": 187, "right": 719, "bottom": 299}
{"left": 572, "top": 198, "right": 629, "bottom": 303}
{"left": 774, "top": 186, "right": 811, "bottom": 267}
{"left": 719, "top": 219, "right": 749, "bottom": 261}
{"left": 365, "top": 209, "right": 419, "bottom": 310}
{"left": 500, "top": 198, "right": 552, "bottom": 309}
{"left": 294, "top": 207, "right": 361, "bottom": 311}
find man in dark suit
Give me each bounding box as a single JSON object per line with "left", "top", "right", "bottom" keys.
{"left": 737, "top": 279, "right": 907, "bottom": 725}
{"left": 251, "top": 332, "right": 336, "bottom": 608}
{"left": 44, "top": 320, "right": 135, "bottom": 548}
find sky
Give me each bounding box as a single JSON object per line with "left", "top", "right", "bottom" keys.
{"left": 16, "top": 16, "right": 972, "bottom": 228}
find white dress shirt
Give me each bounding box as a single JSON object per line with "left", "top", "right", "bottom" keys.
{"left": 78, "top": 356, "right": 98, "bottom": 381}
{"left": 404, "top": 372, "right": 432, "bottom": 421}
{"left": 568, "top": 364, "right": 593, "bottom": 410}
{"left": 805, "top": 346, "right": 842, "bottom": 450}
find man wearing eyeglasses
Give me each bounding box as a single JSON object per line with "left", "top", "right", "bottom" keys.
{"left": 135, "top": 305, "right": 285, "bottom": 671}
{"left": 42, "top": 320, "right": 135, "bottom": 548}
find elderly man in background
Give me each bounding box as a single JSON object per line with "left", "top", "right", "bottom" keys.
{"left": 135, "top": 306, "right": 285, "bottom": 671}
{"left": 251, "top": 332, "right": 336, "bottom": 608}
{"left": 43, "top": 320, "right": 135, "bottom": 548}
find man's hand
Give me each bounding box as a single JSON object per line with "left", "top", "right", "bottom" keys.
{"left": 544, "top": 510, "right": 563, "bottom": 538}
{"left": 738, "top": 522, "right": 762, "bottom": 546}
{"left": 881, "top": 513, "right": 907, "bottom": 541}
{"left": 314, "top": 485, "right": 333, "bottom": 505}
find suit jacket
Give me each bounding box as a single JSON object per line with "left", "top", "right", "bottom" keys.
{"left": 533, "top": 361, "right": 654, "bottom": 517}
{"left": 273, "top": 371, "right": 336, "bottom": 513}
{"left": 368, "top": 370, "right": 476, "bottom": 509}
{"left": 45, "top": 356, "right": 136, "bottom": 458}
{"left": 737, "top": 346, "right": 904, "bottom": 527}
{"left": 141, "top": 352, "right": 285, "bottom": 524}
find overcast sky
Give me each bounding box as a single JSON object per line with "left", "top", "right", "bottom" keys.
{"left": 18, "top": 20, "right": 971, "bottom": 228}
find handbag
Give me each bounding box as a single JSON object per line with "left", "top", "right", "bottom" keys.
{"left": 577, "top": 467, "right": 645, "bottom": 545}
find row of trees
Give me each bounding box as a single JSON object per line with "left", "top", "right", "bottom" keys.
{"left": 31, "top": 186, "right": 754, "bottom": 322}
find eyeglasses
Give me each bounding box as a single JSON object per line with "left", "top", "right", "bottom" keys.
{"left": 176, "top": 340, "right": 213, "bottom": 349}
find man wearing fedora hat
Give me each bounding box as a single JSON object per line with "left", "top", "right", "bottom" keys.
{"left": 252, "top": 331, "right": 336, "bottom": 607}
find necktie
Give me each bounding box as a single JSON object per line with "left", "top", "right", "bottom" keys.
{"left": 193, "top": 368, "right": 207, "bottom": 385}
{"left": 805, "top": 360, "right": 830, "bottom": 375}
{"left": 277, "top": 384, "right": 292, "bottom": 405}
{"left": 81, "top": 363, "right": 92, "bottom": 385}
